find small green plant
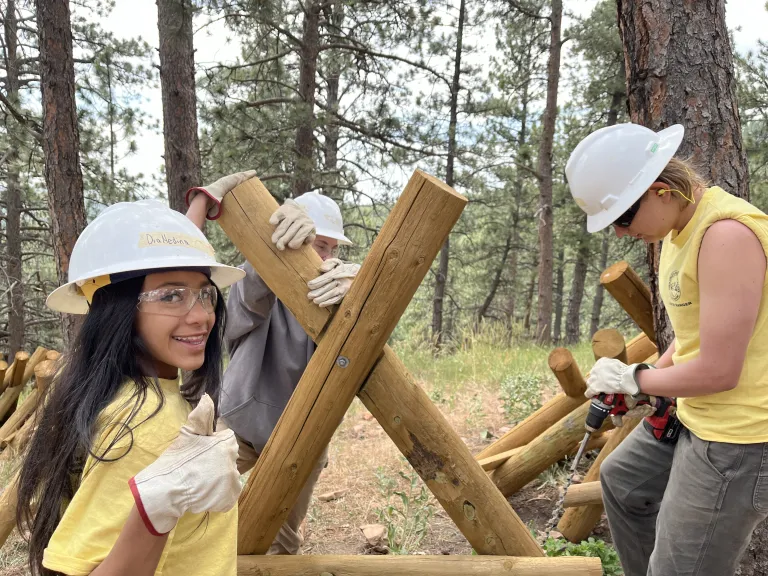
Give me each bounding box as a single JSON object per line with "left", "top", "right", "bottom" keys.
{"left": 543, "top": 537, "right": 623, "bottom": 576}
{"left": 374, "top": 467, "right": 435, "bottom": 554}
{"left": 499, "top": 373, "right": 542, "bottom": 421}
{"left": 537, "top": 460, "right": 572, "bottom": 490}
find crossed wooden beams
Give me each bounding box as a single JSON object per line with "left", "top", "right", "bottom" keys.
{"left": 218, "top": 172, "right": 601, "bottom": 574}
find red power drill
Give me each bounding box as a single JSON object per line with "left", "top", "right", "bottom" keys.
{"left": 571, "top": 393, "right": 678, "bottom": 472}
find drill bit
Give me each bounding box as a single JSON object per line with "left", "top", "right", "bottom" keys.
{"left": 571, "top": 431, "right": 592, "bottom": 472}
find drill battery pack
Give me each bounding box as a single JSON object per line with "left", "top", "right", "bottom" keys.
{"left": 643, "top": 411, "right": 682, "bottom": 444}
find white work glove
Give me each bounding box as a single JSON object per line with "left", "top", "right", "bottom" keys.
{"left": 585, "top": 358, "right": 655, "bottom": 398}
{"left": 306, "top": 258, "right": 360, "bottom": 308}
{"left": 185, "top": 170, "right": 257, "bottom": 220}
{"left": 128, "top": 394, "right": 241, "bottom": 535}
{"left": 269, "top": 199, "right": 317, "bottom": 250}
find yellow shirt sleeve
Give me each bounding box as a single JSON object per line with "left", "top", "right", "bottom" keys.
{"left": 43, "top": 386, "right": 181, "bottom": 575}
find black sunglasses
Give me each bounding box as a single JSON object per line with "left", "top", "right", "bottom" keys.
{"left": 612, "top": 197, "right": 642, "bottom": 228}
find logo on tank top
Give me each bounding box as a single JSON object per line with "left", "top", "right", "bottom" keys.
{"left": 667, "top": 270, "right": 692, "bottom": 307}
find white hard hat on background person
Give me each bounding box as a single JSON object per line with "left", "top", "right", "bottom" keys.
{"left": 46, "top": 199, "right": 246, "bottom": 314}
{"left": 566, "top": 123, "right": 685, "bottom": 233}
{"left": 295, "top": 192, "right": 353, "bottom": 245}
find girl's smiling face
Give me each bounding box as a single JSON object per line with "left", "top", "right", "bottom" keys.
{"left": 134, "top": 270, "right": 215, "bottom": 378}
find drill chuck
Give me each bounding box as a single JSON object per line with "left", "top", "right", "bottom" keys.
{"left": 585, "top": 398, "right": 612, "bottom": 432}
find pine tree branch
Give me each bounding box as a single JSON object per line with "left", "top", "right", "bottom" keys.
{"left": 0, "top": 90, "right": 42, "bottom": 139}
{"left": 245, "top": 97, "right": 296, "bottom": 108}
{"left": 506, "top": 0, "right": 550, "bottom": 22}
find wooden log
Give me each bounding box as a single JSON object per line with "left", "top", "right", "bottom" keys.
{"left": 6, "top": 351, "right": 29, "bottom": 390}
{"left": 359, "top": 350, "right": 542, "bottom": 556}
{"left": 0, "top": 347, "right": 47, "bottom": 422}
{"left": 566, "top": 430, "right": 611, "bottom": 456}
{"left": 557, "top": 417, "right": 642, "bottom": 542}
{"left": 221, "top": 173, "right": 542, "bottom": 557}
{"left": 0, "top": 474, "right": 18, "bottom": 547}
{"left": 600, "top": 261, "right": 655, "bottom": 344}
{"left": 591, "top": 328, "right": 627, "bottom": 363}
{"left": 45, "top": 350, "right": 61, "bottom": 362}
{"left": 563, "top": 481, "right": 603, "bottom": 508}
{"left": 548, "top": 348, "right": 586, "bottom": 398}
{"left": 491, "top": 400, "right": 613, "bottom": 496}
{"left": 237, "top": 555, "right": 603, "bottom": 576}
{"left": 479, "top": 431, "right": 610, "bottom": 472}
{"left": 0, "top": 361, "right": 55, "bottom": 445}
{"left": 235, "top": 171, "right": 474, "bottom": 554}
{"left": 0, "top": 363, "right": 7, "bottom": 387}
{"left": 476, "top": 333, "right": 654, "bottom": 464}
{"left": 0, "top": 415, "right": 35, "bottom": 460}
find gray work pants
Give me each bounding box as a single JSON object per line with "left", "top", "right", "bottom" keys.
{"left": 600, "top": 424, "right": 768, "bottom": 576}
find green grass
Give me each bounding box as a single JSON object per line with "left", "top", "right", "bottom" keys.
{"left": 394, "top": 325, "right": 596, "bottom": 398}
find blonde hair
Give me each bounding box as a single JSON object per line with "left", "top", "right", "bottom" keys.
{"left": 656, "top": 157, "right": 708, "bottom": 203}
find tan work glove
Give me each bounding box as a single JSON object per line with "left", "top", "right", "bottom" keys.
{"left": 585, "top": 358, "right": 655, "bottom": 398}
{"left": 306, "top": 258, "right": 360, "bottom": 308}
{"left": 269, "top": 199, "right": 316, "bottom": 250}
{"left": 128, "top": 394, "right": 241, "bottom": 535}
{"left": 185, "top": 170, "right": 257, "bottom": 220}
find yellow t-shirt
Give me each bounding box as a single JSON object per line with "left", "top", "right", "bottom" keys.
{"left": 659, "top": 186, "right": 768, "bottom": 443}
{"left": 43, "top": 377, "right": 237, "bottom": 575}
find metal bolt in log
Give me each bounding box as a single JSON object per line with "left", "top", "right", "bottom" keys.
{"left": 222, "top": 173, "right": 540, "bottom": 557}
{"left": 600, "top": 261, "right": 655, "bottom": 344}
{"left": 563, "top": 481, "right": 603, "bottom": 509}
{"left": 236, "top": 554, "right": 602, "bottom": 575}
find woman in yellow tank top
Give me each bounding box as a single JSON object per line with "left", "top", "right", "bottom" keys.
{"left": 17, "top": 199, "right": 245, "bottom": 576}
{"left": 567, "top": 123, "right": 768, "bottom": 576}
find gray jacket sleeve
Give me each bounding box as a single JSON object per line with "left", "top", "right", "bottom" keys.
{"left": 225, "top": 261, "right": 277, "bottom": 343}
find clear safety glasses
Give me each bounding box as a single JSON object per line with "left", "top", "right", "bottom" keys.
{"left": 137, "top": 286, "right": 217, "bottom": 317}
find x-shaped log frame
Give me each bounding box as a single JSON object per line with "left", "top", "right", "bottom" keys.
{"left": 218, "top": 171, "right": 543, "bottom": 557}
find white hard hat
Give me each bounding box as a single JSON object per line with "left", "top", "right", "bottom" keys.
{"left": 47, "top": 199, "right": 246, "bottom": 314}
{"left": 295, "top": 192, "right": 352, "bottom": 245}
{"left": 566, "top": 123, "right": 685, "bottom": 233}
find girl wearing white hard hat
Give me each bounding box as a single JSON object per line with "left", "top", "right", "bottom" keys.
{"left": 17, "top": 199, "right": 246, "bottom": 575}
{"left": 186, "top": 175, "right": 358, "bottom": 554}
{"left": 568, "top": 123, "right": 768, "bottom": 575}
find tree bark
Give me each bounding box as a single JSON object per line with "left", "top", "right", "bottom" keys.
{"left": 321, "top": 2, "right": 344, "bottom": 203}
{"left": 589, "top": 230, "right": 610, "bottom": 338}
{"left": 431, "top": 0, "right": 465, "bottom": 350}
{"left": 565, "top": 220, "right": 589, "bottom": 345}
{"left": 553, "top": 246, "right": 565, "bottom": 343}
{"left": 476, "top": 232, "right": 512, "bottom": 327}
{"left": 293, "top": 0, "right": 321, "bottom": 197}
{"left": 36, "top": 0, "right": 87, "bottom": 346}
{"left": 523, "top": 264, "right": 537, "bottom": 335}
{"left": 617, "top": 1, "right": 761, "bottom": 568}
{"left": 534, "top": 0, "right": 562, "bottom": 345}
{"left": 617, "top": 0, "right": 748, "bottom": 352}
{"left": 4, "top": 0, "right": 24, "bottom": 356}
{"left": 156, "top": 0, "right": 202, "bottom": 212}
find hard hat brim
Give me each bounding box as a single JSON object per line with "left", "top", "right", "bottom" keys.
{"left": 315, "top": 226, "right": 353, "bottom": 246}
{"left": 46, "top": 262, "right": 246, "bottom": 314}
{"left": 586, "top": 124, "right": 685, "bottom": 233}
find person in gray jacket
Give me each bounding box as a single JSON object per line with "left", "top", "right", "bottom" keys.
{"left": 186, "top": 172, "right": 360, "bottom": 554}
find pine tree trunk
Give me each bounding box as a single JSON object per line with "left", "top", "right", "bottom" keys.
{"left": 565, "top": 220, "right": 590, "bottom": 345}
{"left": 523, "top": 265, "right": 537, "bottom": 335}
{"left": 36, "top": 0, "right": 87, "bottom": 346}
{"left": 534, "top": 0, "right": 562, "bottom": 345}
{"left": 293, "top": 0, "right": 321, "bottom": 197}
{"left": 157, "top": 0, "right": 202, "bottom": 212}
{"left": 476, "top": 232, "right": 512, "bottom": 328}
{"left": 553, "top": 246, "right": 565, "bottom": 344}
{"left": 617, "top": 0, "right": 748, "bottom": 353}
{"left": 431, "top": 0, "right": 465, "bottom": 350}
{"left": 617, "top": 1, "right": 761, "bottom": 570}
{"left": 4, "top": 0, "right": 23, "bottom": 356}
{"left": 589, "top": 230, "right": 610, "bottom": 338}
{"left": 322, "top": 3, "right": 343, "bottom": 203}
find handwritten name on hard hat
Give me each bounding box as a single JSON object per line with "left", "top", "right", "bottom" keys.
{"left": 139, "top": 232, "right": 215, "bottom": 257}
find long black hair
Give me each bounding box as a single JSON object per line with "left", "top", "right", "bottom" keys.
{"left": 17, "top": 273, "right": 226, "bottom": 576}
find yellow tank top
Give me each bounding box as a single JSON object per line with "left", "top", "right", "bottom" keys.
{"left": 659, "top": 186, "right": 768, "bottom": 443}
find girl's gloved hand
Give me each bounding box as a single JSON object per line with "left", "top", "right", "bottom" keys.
{"left": 269, "top": 199, "right": 317, "bottom": 250}
{"left": 185, "top": 170, "right": 257, "bottom": 220}
{"left": 306, "top": 258, "right": 360, "bottom": 307}
{"left": 128, "top": 394, "right": 241, "bottom": 535}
